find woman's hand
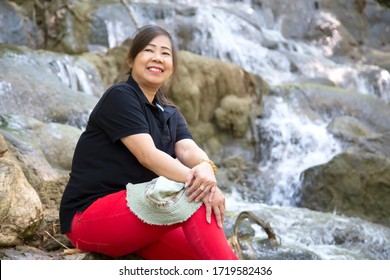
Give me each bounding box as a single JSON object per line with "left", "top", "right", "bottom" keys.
{"left": 185, "top": 161, "right": 217, "bottom": 202}
{"left": 202, "top": 187, "right": 226, "bottom": 228}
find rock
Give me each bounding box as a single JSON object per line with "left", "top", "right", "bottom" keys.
{"left": 215, "top": 95, "right": 253, "bottom": 138}
{"left": 0, "top": 115, "right": 82, "bottom": 183}
{"left": 271, "top": 83, "right": 390, "bottom": 226}
{"left": 362, "top": 47, "right": 390, "bottom": 72}
{"left": 164, "top": 50, "right": 266, "bottom": 157}
{"left": 300, "top": 152, "right": 390, "bottom": 226}
{"left": 82, "top": 45, "right": 129, "bottom": 89}
{"left": 0, "top": 133, "right": 43, "bottom": 246}
{"left": 0, "top": 1, "right": 44, "bottom": 49}
{"left": 0, "top": 45, "right": 99, "bottom": 128}
{"left": 279, "top": 83, "right": 390, "bottom": 156}
{"left": 0, "top": 245, "right": 63, "bottom": 260}
{"left": 364, "top": 0, "right": 390, "bottom": 48}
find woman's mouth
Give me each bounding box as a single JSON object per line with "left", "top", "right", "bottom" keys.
{"left": 148, "top": 67, "right": 163, "bottom": 73}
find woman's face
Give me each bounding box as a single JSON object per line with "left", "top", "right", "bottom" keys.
{"left": 130, "top": 35, "right": 174, "bottom": 91}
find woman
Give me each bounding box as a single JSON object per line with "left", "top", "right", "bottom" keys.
{"left": 59, "top": 25, "right": 238, "bottom": 260}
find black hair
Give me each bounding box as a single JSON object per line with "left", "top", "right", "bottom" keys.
{"left": 127, "top": 25, "right": 177, "bottom": 107}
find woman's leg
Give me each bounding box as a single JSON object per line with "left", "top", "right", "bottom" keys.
{"left": 67, "top": 190, "right": 237, "bottom": 259}
{"left": 67, "top": 190, "right": 193, "bottom": 258}
{"left": 135, "top": 206, "right": 239, "bottom": 260}
{"left": 181, "top": 205, "right": 239, "bottom": 260}
{"left": 135, "top": 228, "right": 200, "bottom": 260}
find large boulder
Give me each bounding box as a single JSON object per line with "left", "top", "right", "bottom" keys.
{"left": 275, "top": 83, "right": 390, "bottom": 226}
{"left": 0, "top": 1, "right": 44, "bottom": 49}
{"left": 164, "top": 51, "right": 267, "bottom": 157}
{"left": 300, "top": 152, "right": 390, "bottom": 226}
{"left": 277, "top": 83, "right": 390, "bottom": 156}
{"left": 0, "top": 133, "right": 43, "bottom": 246}
{"left": 0, "top": 115, "right": 81, "bottom": 205}
{"left": 362, "top": 47, "right": 390, "bottom": 72}
{"left": 0, "top": 44, "right": 100, "bottom": 128}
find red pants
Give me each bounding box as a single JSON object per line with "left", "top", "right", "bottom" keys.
{"left": 66, "top": 190, "right": 238, "bottom": 260}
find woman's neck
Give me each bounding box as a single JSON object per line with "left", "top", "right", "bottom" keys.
{"left": 138, "top": 85, "right": 157, "bottom": 104}
{"left": 131, "top": 76, "right": 157, "bottom": 103}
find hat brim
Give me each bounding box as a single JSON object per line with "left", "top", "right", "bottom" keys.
{"left": 126, "top": 178, "right": 202, "bottom": 225}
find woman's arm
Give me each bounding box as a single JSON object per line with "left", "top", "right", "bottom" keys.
{"left": 175, "top": 138, "right": 226, "bottom": 228}
{"left": 175, "top": 139, "right": 217, "bottom": 201}
{"left": 121, "top": 133, "right": 191, "bottom": 183}
{"left": 123, "top": 135, "right": 225, "bottom": 227}
{"left": 174, "top": 138, "right": 209, "bottom": 168}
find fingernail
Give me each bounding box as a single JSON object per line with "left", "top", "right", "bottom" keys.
{"left": 207, "top": 218, "right": 211, "bottom": 224}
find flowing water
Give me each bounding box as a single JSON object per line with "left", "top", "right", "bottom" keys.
{"left": 256, "top": 96, "right": 342, "bottom": 206}
{"left": 53, "top": 0, "right": 390, "bottom": 259}
{"left": 105, "top": 0, "right": 388, "bottom": 199}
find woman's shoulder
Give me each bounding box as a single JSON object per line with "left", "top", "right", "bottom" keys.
{"left": 106, "top": 80, "right": 134, "bottom": 93}
{"left": 102, "top": 80, "right": 139, "bottom": 101}
{"left": 91, "top": 81, "right": 140, "bottom": 114}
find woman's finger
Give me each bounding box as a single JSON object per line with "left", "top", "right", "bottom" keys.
{"left": 185, "top": 169, "right": 195, "bottom": 188}
{"left": 212, "top": 205, "right": 223, "bottom": 228}
{"left": 194, "top": 184, "right": 211, "bottom": 202}
{"left": 185, "top": 180, "right": 202, "bottom": 198}
{"left": 219, "top": 204, "right": 225, "bottom": 225}
{"left": 185, "top": 176, "right": 210, "bottom": 198}
{"left": 208, "top": 186, "right": 217, "bottom": 203}
{"left": 190, "top": 184, "right": 212, "bottom": 202}
{"left": 205, "top": 202, "right": 212, "bottom": 224}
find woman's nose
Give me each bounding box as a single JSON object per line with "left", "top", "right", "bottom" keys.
{"left": 152, "top": 52, "right": 163, "bottom": 62}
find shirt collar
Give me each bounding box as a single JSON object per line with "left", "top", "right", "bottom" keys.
{"left": 126, "top": 75, "right": 176, "bottom": 117}
{"left": 126, "top": 75, "right": 151, "bottom": 105}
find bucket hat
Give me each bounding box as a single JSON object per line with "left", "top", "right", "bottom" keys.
{"left": 126, "top": 176, "right": 202, "bottom": 225}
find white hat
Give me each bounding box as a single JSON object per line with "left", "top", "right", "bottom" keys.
{"left": 126, "top": 176, "right": 202, "bottom": 225}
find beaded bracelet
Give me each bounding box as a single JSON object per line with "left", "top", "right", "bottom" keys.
{"left": 200, "top": 159, "right": 218, "bottom": 174}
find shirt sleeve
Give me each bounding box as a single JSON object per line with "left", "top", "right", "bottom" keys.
{"left": 92, "top": 85, "right": 149, "bottom": 142}
{"left": 175, "top": 110, "right": 193, "bottom": 142}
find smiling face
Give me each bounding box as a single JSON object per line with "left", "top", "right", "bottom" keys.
{"left": 130, "top": 35, "right": 174, "bottom": 93}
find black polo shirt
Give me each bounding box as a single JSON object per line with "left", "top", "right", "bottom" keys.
{"left": 59, "top": 76, "right": 192, "bottom": 233}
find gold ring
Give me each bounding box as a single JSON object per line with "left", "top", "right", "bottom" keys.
{"left": 199, "top": 185, "right": 205, "bottom": 191}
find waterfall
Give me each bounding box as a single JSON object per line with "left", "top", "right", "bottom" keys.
{"left": 181, "top": 4, "right": 296, "bottom": 85}
{"left": 98, "top": 0, "right": 390, "bottom": 207}
{"left": 257, "top": 96, "right": 341, "bottom": 206}
{"left": 22, "top": 0, "right": 384, "bottom": 259}
{"left": 38, "top": 53, "right": 104, "bottom": 98}
{"left": 49, "top": 58, "right": 97, "bottom": 96}
{"left": 0, "top": 81, "right": 12, "bottom": 95}
{"left": 1, "top": 0, "right": 389, "bottom": 261}
{"left": 105, "top": 19, "right": 131, "bottom": 48}
{"left": 107, "top": 1, "right": 390, "bottom": 99}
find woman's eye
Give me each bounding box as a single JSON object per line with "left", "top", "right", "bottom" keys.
{"left": 163, "top": 52, "right": 171, "bottom": 56}
{"left": 144, "top": 49, "right": 153, "bottom": 52}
